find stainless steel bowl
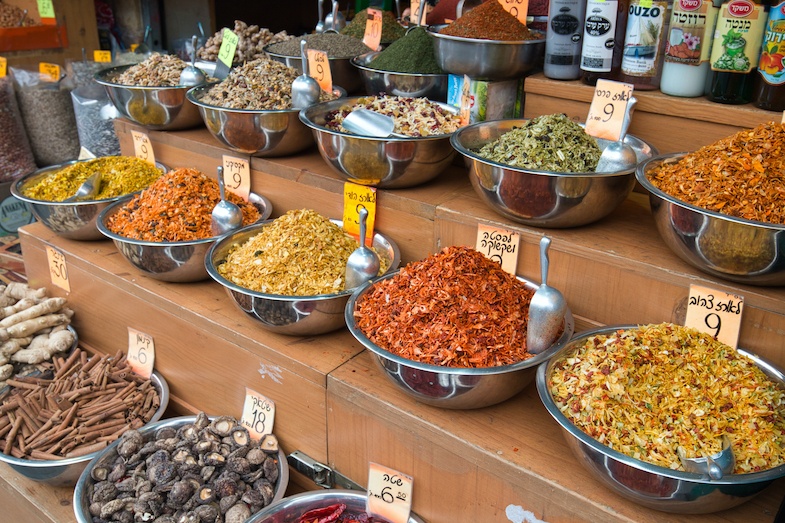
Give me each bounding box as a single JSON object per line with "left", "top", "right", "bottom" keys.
{"left": 73, "top": 415, "right": 289, "bottom": 523}
{"left": 536, "top": 325, "right": 785, "bottom": 514}
{"left": 0, "top": 370, "right": 168, "bottom": 487}
{"left": 637, "top": 153, "right": 785, "bottom": 286}
{"left": 246, "top": 489, "right": 426, "bottom": 522}
{"left": 265, "top": 46, "right": 364, "bottom": 94}
{"left": 96, "top": 193, "right": 273, "bottom": 283}
{"left": 351, "top": 52, "right": 448, "bottom": 101}
{"left": 94, "top": 64, "right": 204, "bottom": 130}
{"left": 11, "top": 159, "right": 167, "bottom": 241}
{"left": 452, "top": 119, "right": 658, "bottom": 228}
{"left": 205, "top": 220, "right": 401, "bottom": 336}
{"left": 427, "top": 25, "right": 545, "bottom": 80}
{"left": 300, "top": 97, "right": 459, "bottom": 189}
{"left": 346, "top": 271, "right": 575, "bottom": 409}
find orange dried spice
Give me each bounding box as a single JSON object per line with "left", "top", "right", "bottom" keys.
{"left": 354, "top": 245, "right": 535, "bottom": 368}
{"left": 647, "top": 121, "right": 785, "bottom": 225}
{"left": 106, "top": 167, "right": 260, "bottom": 241}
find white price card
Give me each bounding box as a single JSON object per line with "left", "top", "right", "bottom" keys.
{"left": 343, "top": 182, "right": 377, "bottom": 241}
{"left": 46, "top": 246, "right": 70, "bottom": 292}
{"left": 366, "top": 462, "right": 413, "bottom": 523}
{"left": 476, "top": 224, "right": 519, "bottom": 274}
{"left": 585, "top": 79, "right": 634, "bottom": 141}
{"left": 222, "top": 154, "right": 251, "bottom": 201}
{"left": 240, "top": 388, "right": 276, "bottom": 440}
{"left": 127, "top": 327, "right": 155, "bottom": 378}
{"left": 684, "top": 284, "right": 744, "bottom": 349}
{"left": 131, "top": 130, "right": 156, "bottom": 164}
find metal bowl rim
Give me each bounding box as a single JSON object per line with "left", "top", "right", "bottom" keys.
{"left": 94, "top": 64, "right": 200, "bottom": 90}
{"left": 263, "top": 44, "right": 365, "bottom": 62}
{"left": 535, "top": 323, "right": 785, "bottom": 484}
{"left": 345, "top": 269, "right": 575, "bottom": 376}
{"left": 186, "top": 83, "right": 345, "bottom": 114}
{"left": 350, "top": 52, "right": 448, "bottom": 78}
{"left": 427, "top": 24, "right": 545, "bottom": 44}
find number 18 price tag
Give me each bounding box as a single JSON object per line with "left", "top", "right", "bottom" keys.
{"left": 367, "top": 463, "right": 413, "bottom": 523}
{"left": 585, "top": 79, "right": 634, "bottom": 141}
{"left": 241, "top": 388, "right": 276, "bottom": 440}
{"left": 127, "top": 328, "right": 155, "bottom": 378}
{"left": 684, "top": 284, "right": 744, "bottom": 349}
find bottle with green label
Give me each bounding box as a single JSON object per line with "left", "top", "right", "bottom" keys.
{"left": 753, "top": 1, "right": 785, "bottom": 110}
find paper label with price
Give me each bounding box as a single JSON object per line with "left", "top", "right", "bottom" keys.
{"left": 0, "top": 57, "right": 6, "bottom": 78}
{"left": 127, "top": 327, "right": 155, "bottom": 378}
{"left": 37, "top": 0, "right": 55, "bottom": 20}
{"left": 410, "top": 0, "right": 423, "bottom": 24}
{"left": 498, "top": 0, "right": 530, "bottom": 25}
{"left": 39, "top": 62, "right": 60, "bottom": 82}
{"left": 214, "top": 29, "right": 239, "bottom": 79}
{"left": 366, "top": 462, "right": 413, "bottom": 523}
{"left": 343, "top": 182, "right": 377, "bottom": 241}
{"left": 363, "top": 8, "right": 383, "bottom": 51}
{"left": 94, "top": 50, "right": 112, "bottom": 63}
{"left": 684, "top": 284, "right": 743, "bottom": 349}
{"left": 131, "top": 130, "right": 156, "bottom": 164}
{"left": 307, "top": 49, "right": 333, "bottom": 93}
{"left": 222, "top": 155, "right": 251, "bottom": 201}
{"left": 46, "top": 246, "right": 70, "bottom": 292}
{"left": 475, "top": 224, "right": 519, "bottom": 274}
{"left": 584, "top": 79, "right": 634, "bottom": 141}
{"left": 240, "top": 388, "right": 276, "bottom": 440}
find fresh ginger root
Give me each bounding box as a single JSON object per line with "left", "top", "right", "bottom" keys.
{"left": 11, "top": 328, "right": 76, "bottom": 364}
{"left": 3, "top": 282, "right": 47, "bottom": 302}
{"left": 0, "top": 297, "right": 67, "bottom": 328}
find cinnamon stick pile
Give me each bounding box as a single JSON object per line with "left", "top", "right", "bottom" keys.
{"left": 0, "top": 347, "right": 160, "bottom": 460}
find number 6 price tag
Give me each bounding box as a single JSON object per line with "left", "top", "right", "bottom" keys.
{"left": 46, "top": 246, "right": 70, "bottom": 292}
{"left": 367, "top": 462, "right": 413, "bottom": 523}
{"left": 127, "top": 327, "right": 155, "bottom": 378}
{"left": 241, "top": 388, "right": 276, "bottom": 440}
{"left": 684, "top": 284, "right": 744, "bottom": 349}
{"left": 585, "top": 79, "right": 634, "bottom": 141}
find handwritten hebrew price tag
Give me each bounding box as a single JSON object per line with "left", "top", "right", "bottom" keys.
{"left": 498, "top": 0, "right": 530, "bottom": 24}
{"left": 46, "top": 246, "right": 70, "bottom": 292}
{"left": 131, "top": 130, "right": 156, "bottom": 164}
{"left": 241, "top": 388, "right": 276, "bottom": 440}
{"left": 684, "top": 284, "right": 744, "bottom": 349}
{"left": 307, "top": 48, "right": 333, "bottom": 93}
{"left": 476, "top": 224, "right": 519, "bottom": 274}
{"left": 127, "top": 327, "right": 155, "bottom": 378}
{"left": 222, "top": 155, "right": 251, "bottom": 201}
{"left": 343, "top": 182, "right": 377, "bottom": 241}
{"left": 367, "top": 462, "right": 413, "bottom": 523}
{"left": 363, "top": 8, "right": 383, "bottom": 51}
{"left": 585, "top": 79, "right": 634, "bottom": 141}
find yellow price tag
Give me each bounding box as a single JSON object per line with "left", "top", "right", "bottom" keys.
{"left": 640, "top": 0, "right": 653, "bottom": 6}
{"left": 240, "top": 388, "right": 276, "bottom": 440}
{"left": 39, "top": 62, "right": 60, "bottom": 82}
{"left": 222, "top": 155, "right": 251, "bottom": 201}
{"left": 46, "top": 246, "right": 70, "bottom": 292}
{"left": 307, "top": 49, "right": 333, "bottom": 93}
{"left": 131, "top": 130, "right": 156, "bottom": 164}
{"left": 459, "top": 75, "right": 473, "bottom": 126}
{"left": 343, "top": 182, "right": 377, "bottom": 242}
{"left": 363, "top": 8, "right": 384, "bottom": 51}
{"left": 497, "top": 0, "right": 530, "bottom": 25}
{"left": 585, "top": 79, "right": 634, "bottom": 141}
{"left": 37, "top": 0, "right": 55, "bottom": 19}
{"left": 0, "top": 57, "right": 6, "bottom": 78}
{"left": 684, "top": 284, "right": 744, "bottom": 349}
{"left": 475, "top": 224, "right": 520, "bottom": 275}
{"left": 127, "top": 327, "right": 155, "bottom": 379}
{"left": 130, "top": 43, "right": 139, "bottom": 52}
{"left": 94, "top": 50, "right": 112, "bottom": 63}
{"left": 217, "top": 29, "right": 239, "bottom": 67}
{"left": 366, "top": 463, "right": 413, "bottom": 523}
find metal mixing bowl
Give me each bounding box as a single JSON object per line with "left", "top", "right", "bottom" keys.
{"left": 73, "top": 415, "right": 289, "bottom": 523}
{"left": 637, "top": 153, "right": 785, "bottom": 286}
{"left": 345, "top": 272, "right": 575, "bottom": 409}
{"left": 96, "top": 193, "right": 272, "bottom": 283}
{"left": 536, "top": 325, "right": 785, "bottom": 513}
{"left": 300, "top": 97, "right": 459, "bottom": 189}
{"left": 205, "top": 220, "right": 401, "bottom": 336}
{"left": 11, "top": 159, "right": 167, "bottom": 241}
{"left": 451, "top": 119, "right": 658, "bottom": 228}
{"left": 351, "top": 52, "right": 448, "bottom": 101}
{"left": 0, "top": 370, "right": 168, "bottom": 487}
{"left": 246, "top": 489, "right": 426, "bottom": 522}
{"left": 94, "top": 64, "right": 204, "bottom": 130}
{"left": 427, "top": 25, "right": 545, "bottom": 80}
{"left": 265, "top": 46, "right": 364, "bottom": 94}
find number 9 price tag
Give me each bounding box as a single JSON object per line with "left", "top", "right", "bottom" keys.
{"left": 131, "top": 130, "right": 156, "bottom": 164}
{"left": 367, "top": 462, "right": 413, "bottom": 523}
{"left": 342, "top": 182, "right": 377, "bottom": 241}
{"left": 127, "top": 327, "right": 155, "bottom": 378}
{"left": 222, "top": 154, "right": 251, "bottom": 201}
{"left": 684, "top": 284, "right": 744, "bottom": 349}
{"left": 585, "top": 79, "right": 634, "bottom": 141}
{"left": 307, "top": 49, "right": 333, "bottom": 93}
{"left": 46, "top": 246, "right": 70, "bottom": 292}
{"left": 241, "top": 388, "right": 276, "bottom": 440}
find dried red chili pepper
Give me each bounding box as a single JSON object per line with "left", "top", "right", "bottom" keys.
{"left": 298, "top": 503, "right": 347, "bottom": 523}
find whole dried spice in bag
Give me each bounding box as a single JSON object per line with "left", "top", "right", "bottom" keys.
{"left": 0, "top": 77, "right": 36, "bottom": 181}
{"left": 439, "top": 0, "right": 542, "bottom": 41}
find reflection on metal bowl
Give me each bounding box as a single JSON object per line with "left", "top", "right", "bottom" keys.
{"left": 264, "top": 46, "right": 364, "bottom": 94}
{"left": 351, "top": 52, "right": 449, "bottom": 101}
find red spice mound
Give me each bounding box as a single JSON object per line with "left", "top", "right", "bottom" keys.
{"left": 354, "top": 245, "right": 535, "bottom": 368}
{"left": 439, "top": 0, "right": 541, "bottom": 41}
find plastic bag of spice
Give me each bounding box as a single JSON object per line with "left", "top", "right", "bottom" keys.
{"left": 10, "top": 66, "right": 81, "bottom": 167}
{"left": 71, "top": 83, "right": 121, "bottom": 158}
{"left": 0, "top": 76, "right": 37, "bottom": 182}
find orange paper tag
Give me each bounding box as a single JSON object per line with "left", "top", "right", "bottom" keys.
{"left": 46, "top": 246, "right": 70, "bottom": 293}
{"left": 363, "top": 8, "right": 383, "bottom": 51}
{"left": 367, "top": 463, "right": 413, "bottom": 523}
{"left": 240, "top": 388, "right": 276, "bottom": 440}
{"left": 126, "top": 327, "right": 155, "bottom": 379}
{"left": 342, "top": 182, "right": 377, "bottom": 242}
{"left": 39, "top": 62, "right": 60, "bottom": 82}
{"left": 0, "top": 57, "right": 6, "bottom": 78}
{"left": 684, "top": 284, "right": 744, "bottom": 349}
{"left": 585, "top": 79, "right": 634, "bottom": 141}
{"left": 93, "top": 50, "right": 112, "bottom": 63}
{"left": 222, "top": 154, "right": 251, "bottom": 201}
{"left": 476, "top": 224, "right": 520, "bottom": 274}
{"left": 498, "top": 0, "right": 530, "bottom": 25}
{"left": 131, "top": 130, "right": 156, "bottom": 164}
{"left": 307, "top": 49, "right": 333, "bottom": 93}
{"left": 459, "top": 75, "right": 473, "bottom": 126}
{"left": 410, "top": 0, "right": 423, "bottom": 24}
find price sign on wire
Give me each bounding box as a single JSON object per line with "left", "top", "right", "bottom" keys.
{"left": 240, "top": 388, "right": 276, "bottom": 440}
{"left": 343, "top": 182, "right": 377, "bottom": 241}
{"left": 39, "top": 62, "right": 60, "bottom": 82}
{"left": 94, "top": 50, "right": 112, "bottom": 63}
{"left": 222, "top": 154, "right": 251, "bottom": 201}
{"left": 684, "top": 284, "right": 744, "bottom": 349}
{"left": 363, "top": 8, "right": 383, "bottom": 51}
{"left": 366, "top": 462, "right": 413, "bottom": 523}
{"left": 214, "top": 29, "right": 239, "bottom": 79}
{"left": 459, "top": 75, "right": 473, "bottom": 126}
{"left": 127, "top": 327, "right": 155, "bottom": 378}
{"left": 0, "top": 57, "right": 6, "bottom": 78}
{"left": 46, "top": 246, "right": 70, "bottom": 292}
{"left": 475, "top": 224, "right": 520, "bottom": 274}
{"left": 498, "top": 0, "right": 530, "bottom": 25}
{"left": 585, "top": 79, "right": 634, "bottom": 141}
{"left": 131, "top": 130, "right": 156, "bottom": 164}
{"left": 307, "top": 49, "right": 333, "bottom": 93}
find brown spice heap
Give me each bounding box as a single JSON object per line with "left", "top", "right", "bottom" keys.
{"left": 354, "top": 245, "right": 535, "bottom": 368}
{"left": 647, "top": 122, "right": 785, "bottom": 225}
{"left": 439, "top": 0, "right": 542, "bottom": 41}
{"left": 106, "top": 168, "right": 261, "bottom": 241}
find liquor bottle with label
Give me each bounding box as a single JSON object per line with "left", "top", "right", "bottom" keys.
{"left": 618, "top": 0, "right": 671, "bottom": 89}
{"left": 581, "top": 0, "right": 631, "bottom": 85}
{"left": 753, "top": 1, "right": 785, "bottom": 110}
{"left": 707, "top": 0, "right": 769, "bottom": 104}
{"left": 544, "top": 0, "right": 587, "bottom": 79}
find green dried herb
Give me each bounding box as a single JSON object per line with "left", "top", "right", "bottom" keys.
{"left": 341, "top": 9, "right": 406, "bottom": 44}
{"left": 369, "top": 27, "right": 444, "bottom": 74}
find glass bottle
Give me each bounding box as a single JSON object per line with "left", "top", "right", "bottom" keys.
{"left": 618, "top": 0, "right": 671, "bottom": 89}
{"left": 753, "top": 1, "right": 785, "bottom": 110}
{"left": 544, "top": 0, "right": 587, "bottom": 80}
{"left": 580, "top": 0, "right": 631, "bottom": 85}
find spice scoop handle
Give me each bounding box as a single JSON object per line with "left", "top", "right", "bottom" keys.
{"left": 526, "top": 236, "right": 567, "bottom": 355}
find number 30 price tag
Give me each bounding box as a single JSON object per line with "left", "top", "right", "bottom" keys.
{"left": 46, "top": 246, "right": 70, "bottom": 292}
{"left": 241, "top": 388, "right": 276, "bottom": 440}
{"left": 585, "top": 79, "right": 634, "bottom": 141}
{"left": 367, "top": 462, "right": 413, "bottom": 523}
{"left": 127, "top": 327, "right": 155, "bottom": 378}
{"left": 684, "top": 284, "right": 744, "bottom": 349}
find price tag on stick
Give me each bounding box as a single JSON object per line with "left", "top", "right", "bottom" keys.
{"left": 498, "top": 0, "right": 530, "bottom": 25}
{"left": 307, "top": 49, "right": 333, "bottom": 93}
{"left": 94, "top": 50, "right": 112, "bottom": 63}
{"left": 222, "top": 154, "right": 251, "bottom": 201}
{"left": 46, "top": 246, "right": 70, "bottom": 292}
{"left": 127, "top": 327, "right": 155, "bottom": 378}
{"left": 37, "top": 0, "right": 55, "bottom": 21}
{"left": 476, "top": 224, "right": 520, "bottom": 274}
{"left": 0, "top": 57, "right": 7, "bottom": 78}
{"left": 343, "top": 182, "right": 377, "bottom": 241}
{"left": 684, "top": 284, "right": 744, "bottom": 349}
{"left": 240, "top": 388, "right": 276, "bottom": 440}
{"left": 363, "top": 8, "right": 383, "bottom": 51}
{"left": 131, "top": 130, "right": 156, "bottom": 164}
{"left": 214, "top": 29, "right": 239, "bottom": 79}
{"left": 367, "top": 462, "right": 413, "bottom": 523}
{"left": 585, "top": 79, "right": 634, "bottom": 141}
{"left": 39, "top": 62, "right": 60, "bottom": 82}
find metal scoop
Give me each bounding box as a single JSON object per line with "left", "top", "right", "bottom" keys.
{"left": 678, "top": 436, "right": 735, "bottom": 480}
{"left": 345, "top": 207, "right": 380, "bottom": 289}
{"left": 64, "top": 172, "right": 101, "bottom": 202}
{"left": 210, "top": 167, "right": 243, "bottom": 236}
{"left": 341, "top": 109, "right": 407, "bottom": 138}
{"left": 291, "top": 40, "right": 321, "bottom": 109}
{"left": 527, "top": 236, "right": 567, "bottom": 355}
{"left": 595, "top": 97, "right": 638, "bottom": 173}
{"left": 323, "top": 0, "right": 346, "bottom": 33}
{"left": 179, "top": 35, "right": 207, "bottom": 86}
{"left": 315, "top": 0, "right": 326, "bottom": 33}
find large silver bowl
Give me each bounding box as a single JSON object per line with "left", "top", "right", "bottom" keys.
{"left": 536, "top": 325, "right": 785, "bottom": 513}
{"left": 94, "top": 64, "right": 204, "bottom": 130}
{"left": 11, "top": 159, "right": 167, "bottom": 241}
{"left": 264, "top": 46, "right": 363, "bottom": 94}
{"left": 73, "top": 415, "right": 289, "bottom": 523}
{"left": 427, "top": 25, "right": 545, "bottom": 80}
{"left": 0, "top": 369, "right": 168, "bottom": 487}
{"left": 351, "top": 52, "right": 448, "bottom": 101}
{"left": 247, "top": 489, "right": 426, "bottom": 522}
{"left": 206, "top": 220, "right": 401, "bottom": 336}
{"left": 637, "top": 153, "right": 785, "bottom": 286}
{"left": 300, "top": 97, "right": 459, "bottom": 189}
{"left": 346, "top": 271, "right": 575, "bottom": 409}
{"left": 452, "top": 119, "right": 658, "bottom": 228}
{"left": 96, "top": 193, "right": 272, "bottom": 283}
